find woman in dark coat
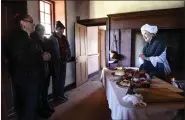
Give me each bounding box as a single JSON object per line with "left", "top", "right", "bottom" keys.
{"left": 139, "top": 24, "right": 171, "bottom": 78}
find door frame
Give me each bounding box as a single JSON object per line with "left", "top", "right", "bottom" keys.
{"left": 77, "top": 17, "right": 107, "bottom": 26}
{"left": 76, "top": 18, "right": 107, "bottom": 79}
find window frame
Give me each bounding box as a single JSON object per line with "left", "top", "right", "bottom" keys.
{"left": 38, "top": 0, "right": 54, "bottom": 36}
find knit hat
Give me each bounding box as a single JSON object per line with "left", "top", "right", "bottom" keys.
{"left": 55, "top": 21, "right": 65, "bottom": 29}
{"left": 141, "top": 24, "right": 158, "bottom": 35}
{"left": 35, "top": 24, "right": 45, "bottom": 31}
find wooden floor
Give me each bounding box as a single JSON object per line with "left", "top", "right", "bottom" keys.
{"left": 49, "top": 80, "right": 111, "bottom": 120}
{"left": 9, "top": 76, "right": 111, "bottom": 120}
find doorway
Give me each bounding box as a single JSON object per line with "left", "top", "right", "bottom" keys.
{"left": 87, "top": 26, "right": 106, "bottom": 77}
{"left": 75, "top": 18, "right": 107, "bottom": 87}
{"left": 75, "top": 24, "right": 106, "bottom": 87}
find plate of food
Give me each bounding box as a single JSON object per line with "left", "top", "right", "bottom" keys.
{"left": 120, "top": 68, "right": 151, "bottom": 88}
{"left": 133, "top": 72, "right": 151, "bottom": 81}
{"left": 123, "top": 69, "right": 151, "bottom": 81}
{"left": 132, "top": 80, "right": 151, "bottom": 88}
{"left": 116, "top": 80, "right": 131, "bottom": 88}
{"left": 112, "top": 67, "right": 125, "bottom": 76}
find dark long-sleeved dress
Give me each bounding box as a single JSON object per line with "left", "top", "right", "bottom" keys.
{"left": 139, "top": 35, "right": 168, "bottom": 78}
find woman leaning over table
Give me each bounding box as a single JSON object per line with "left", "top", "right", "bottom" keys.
{"left": 139, "top": 24, "right": 171, "bottom": 79}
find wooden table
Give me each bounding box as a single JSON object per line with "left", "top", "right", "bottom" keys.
{"left": 101, "top": 68, "right": 184, "bottom": 120}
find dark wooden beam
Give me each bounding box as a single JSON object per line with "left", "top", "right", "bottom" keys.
{"left": 77, "top": 17, "right": 107, "bottom": 26}
{"left": 106, "top": 17, "right": 110, "bottom": 67}
{"left": 107, "top": 8, "right": 184, "bottom": 19}
{"left": 109, "top": 7, "right": 184, "bottom": 29}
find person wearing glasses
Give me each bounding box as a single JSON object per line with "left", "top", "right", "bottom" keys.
{"left": 6, "top": 14, "right": 50, "bottom": 120}
{"left": 49, "top": 21, "right": 71, "bottom": 102}
{"left": 139, "top": 24, "right": 171, "bottom": 79}
{"left": 30, "top": 24, "right": 55, "bottom": 118}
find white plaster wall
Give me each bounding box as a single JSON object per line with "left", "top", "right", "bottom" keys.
{"left": 55, "top": 1, "right": 66, "bottom": 35}
{"left": 27, "top": 1, "right": 39, "bottom": 24}
{"left": 135, "top": 33, "right": 145, "bottom": 68}
{"left": 88, "top": 56, "right": 99, "bottom": 75}
{"left": 89, "top": 1, "right": 184, "bottom": 18}
{"left": 66, "top": 1, "right": 76, "bottom": 86}
{"left": 87, "top": 27, "right": 99, "bottom": 55}
{"left": 76, "top": 1, "right": 89, "bottom": 19}
{"left": 87, "top": 26, "right": 100, "bottom": 75}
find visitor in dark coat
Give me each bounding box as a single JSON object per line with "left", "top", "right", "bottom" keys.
{"left": 6, "top": 14, "right": 50, "bottom": 120}
{"left": 30, "top": 24, "right": 55, "bottom": 118}
{"left": 49, "top": 21, "right": 71, "bottom": 102}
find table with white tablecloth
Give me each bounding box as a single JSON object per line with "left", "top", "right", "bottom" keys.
{"left": 101, "top": 68, "right": 184, "bottom": 120}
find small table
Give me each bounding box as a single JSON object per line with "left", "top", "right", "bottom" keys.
{"left": 101, "top": 68, "right": 184, "bottom": 120}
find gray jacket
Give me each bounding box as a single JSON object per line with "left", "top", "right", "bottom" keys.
{"left": 49, "top": 32, "right": 71, "bottom": 62}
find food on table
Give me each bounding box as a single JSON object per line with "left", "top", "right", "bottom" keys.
{"left": 120, "top": 68, "right": 151, "bottom": 88}
{"left": 115, "top": 70, "right": 125, "bottom": 76}
{"left": 119, "top": 80, "right": 130, "bottom": 87}
{"left": 114, "top": 67, "right": 125, "bottom": 76}
{"left": 134, "top": 102, "right": 147, "bottom": 107}
{"left": 122, "top": 74, "right": 132, "bottom": 81}
{"left": 133, "top": 80, "right": 150, "bottom": 88}
{"left": 133, "top": 77, "right": 139, "bottom": 82}
{"left": 114, "top": 67, "right": 151, "bottom": 88}
{"left": 123, "top": 69, "right": 150, "bottom": 81}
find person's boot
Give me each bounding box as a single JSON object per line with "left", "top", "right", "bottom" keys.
{"left": 38, "top": 109, "right": 52, "bottom": 119}
{"left": 53, "top": 95, "right": 68, "bottom": 103}
{"left": 45, "top": 103, "right": 55, "bottom": 113}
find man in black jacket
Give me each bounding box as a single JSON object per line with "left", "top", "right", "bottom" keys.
{"left": 6, "top": 14, "right": 51, "bottom": 120}
{"left": 30, "top": 24, "right": 55, "bottom": 118}
{"left": 49, "top": 21, "right": 71, "bottom": 102}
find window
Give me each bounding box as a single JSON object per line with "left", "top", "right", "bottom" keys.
{"left": 39, "top": 0, "right": 53, "bottom": 37}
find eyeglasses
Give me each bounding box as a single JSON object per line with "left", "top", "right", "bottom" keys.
{"left": 23, "top": 19, "right": 34, "bottom": 24}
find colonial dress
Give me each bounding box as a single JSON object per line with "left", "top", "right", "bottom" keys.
{"left": 139, "top": 35, "right": 171, "bottom": 78}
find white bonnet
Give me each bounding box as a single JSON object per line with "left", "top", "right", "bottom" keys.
{"left": 141, "top": 24, "right": 158, "bottom": 34}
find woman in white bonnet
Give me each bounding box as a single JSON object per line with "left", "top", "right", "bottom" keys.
{"left": 139, "top": 24, "right": 171, "bottom": 79}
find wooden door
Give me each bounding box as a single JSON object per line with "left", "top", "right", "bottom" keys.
{"left": 99, "top": 29, "right": 106, "bottom": 69}
{"left": 75, "top": 23, "right": 88, "bottom": 87}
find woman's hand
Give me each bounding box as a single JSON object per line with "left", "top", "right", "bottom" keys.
{"left": 139, "top": 53, "right": 145, "bottom": 60}
{"left": 139, "top": 53, "right": 149, "bottom": 61}
{"left": 43, "top": 52, "right": 51, "bottom": 61}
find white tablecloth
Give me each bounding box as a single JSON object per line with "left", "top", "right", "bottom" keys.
{"left": 101, "top": 68, "right": 184, "bottom": 120}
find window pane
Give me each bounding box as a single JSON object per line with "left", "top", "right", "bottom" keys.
{"left": 45, "top": 14, "right": 51, "bottom": 24}
{"left": 45, "top": 3, "right": 50, "bottom": 14}
{"left": 41, "top": 22, "right": 45, "bottom": 26}
{"left": 40, "top": 23, "right": 46, "bottom": 31}
{"left": 40, "top": 12, "right": 45, "bottom": 23}
{"left": 40, "top": 1, "right": 44, "bottom": 12}
{"left": 45, "top": 34, "right": 50, "bottom": 38}
{"left": 45, "top": 24, "right": 51, "bottom": 34}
